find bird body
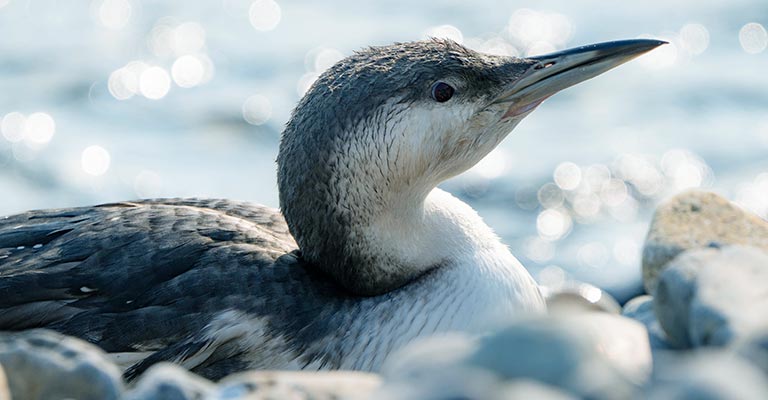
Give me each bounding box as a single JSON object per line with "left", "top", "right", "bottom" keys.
{"left": 0, "top": 38, "right": 663, "bottom": 379}
{"left": 0, "top": 192, "right": 540, "bottom": 379}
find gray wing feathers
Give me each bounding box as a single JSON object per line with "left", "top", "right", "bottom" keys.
{"left": 0, "top": 199, "right": 297, "bottom": 354}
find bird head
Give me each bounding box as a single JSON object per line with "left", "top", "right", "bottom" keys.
{"left": 278, "top": 38, "right": 664, "bottom": 295}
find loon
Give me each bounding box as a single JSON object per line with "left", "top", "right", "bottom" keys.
{"left": 0, "top": 38, "right": 663, "bottom": 380}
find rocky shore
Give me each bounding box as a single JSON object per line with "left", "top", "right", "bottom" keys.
{"left": 1, "top": 190, "right": 766, "bottom": 399}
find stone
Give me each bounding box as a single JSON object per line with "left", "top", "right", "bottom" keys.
{"left": 123, "top": 363, "right": 214, "bottom": 400}
{"left": 734, "top": 329, "right": 768, "bottom": 376}
{"left": 547, "top": 312, "right": 652, "bottom": 386}
{"left": 493, "top": 380, "right": 577, "bottom": 400}
{"left": 216, "top": 370, "right": 380, "bottom": 400}
{"left": 0, "top": 329, "right": 123, "bottom": 400}
{"left": 379, "top": 334, "right": 576, "bottom": 400}
{"left": 373, "top": 364, "right": 504, "bottom": 400}
{"left": 380, "top": 333, "right": 478, "bottom": 382}
{"left": 379, "top": 314, "right": 650, "bottom": 399}
{"left": 0, "top": 365, "right": 10, "bottom": 400}
{"left": 641, "top": 190, "right": 768, "bottom": 294}
{"left": 543, "top": 281, "right": 621, "bottom": 315}
{"left": 621, "top": 295, "right": 673, "bottom": 350}
{"left": 375, "top": 367, "right": 576, "bottom": 400}
{"left": 475, "top": 315, "right": 648, "bottom": 398}
{"left": 377, "top": 334, "right": 497, "bottom": 399}
{"left": 654, "top": 245, "right": 768, "bottom": 347}
{"left": 645, "top": 350, "right": 768, "bottom": 400}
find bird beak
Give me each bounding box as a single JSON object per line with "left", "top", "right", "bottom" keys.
{"left": 495, "top": 39, "right": 667, "bottom": 119}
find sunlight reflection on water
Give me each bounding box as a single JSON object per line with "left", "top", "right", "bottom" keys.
{"left": 0, "top": 0, "right": 766, "bottom": 301}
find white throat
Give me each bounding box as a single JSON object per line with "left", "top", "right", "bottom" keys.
{"left": 341, "top": 188, "right": 546, "bottom": 370}
{"left": 360, "top": 187, "right": 526, "bottom": 284}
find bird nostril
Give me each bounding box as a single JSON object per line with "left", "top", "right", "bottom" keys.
{"left": 534, "top": 61, "right": 556, "bottom": 70}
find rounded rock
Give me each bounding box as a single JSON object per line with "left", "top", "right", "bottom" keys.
{"left": 641, "top": 190, "right": 768, "bottom": 294}
{"left": 621, "top": 295, "right": 673, "bottom": 350}
{"left": 0, "top": 364, "right": 9, "bottom": 400}
{"left": 654, "top": 245, "right": 768, "bottom": 348}
{"left": 467, "top": 314, "right": 649, "bottom": 398}
{"left": 543, "top": 281, "right": 622, "bottom": 315}
{"left": 0, "top": 329, "right": 123, "bottom": 400}
{"left": 493, "top": 380, "right": 577, "bottom": 400}
{"left": 123, "top": 363, "right": 214, "bottom": 400}
{"left": 734, "top": 329, "right": 768, "bottom": 375}
{"left": 645, "top": 350, "right": 768, "bottom": 400}
{"left": 380, "top": 332, "right": 477, "bottom": 382}
{"left": 216, "top": 370, "right": 380, "bottom": 400}
{"left": 373, "top": 365, "right": 503, "bottom": 400}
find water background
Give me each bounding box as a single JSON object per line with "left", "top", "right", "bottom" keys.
{"left": 1, "top": 0, "right": 767, "bottom": 302}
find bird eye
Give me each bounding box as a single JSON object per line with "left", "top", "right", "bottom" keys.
{"left": 430, "top": 81, "right": 454, "bottom": 103}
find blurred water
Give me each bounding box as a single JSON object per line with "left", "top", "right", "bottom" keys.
{"left": 1, "top": 0, "right": 767, "bottom": 302}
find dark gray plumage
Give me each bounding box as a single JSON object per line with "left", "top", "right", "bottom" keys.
{"left": 0, "top": 199, "right": 330, "bottom": 379}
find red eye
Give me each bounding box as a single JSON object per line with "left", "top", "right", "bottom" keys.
{"left": 431, "top": 81, "right": 454, "bottom": 102}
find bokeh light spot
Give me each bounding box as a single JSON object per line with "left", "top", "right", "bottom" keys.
{"left": 600, "top": 179, "right": 628, "bottom": 207}
{"left": 172, "top": 55, "right": 205, "bottom": 88}
{"left": 108, "top": 61, "right": 148, "bottom": 100}
{"left": 108, "top": 68, "right": 135, "bottom": 100}
{"left": 96, "top": 0, "right": 132, "bottom": 30}
{"left": 249, "top": 0, "right": 281, "bottom": 31}
{"left": 81, "top": 145, "right": 111, "bottom": 176}
{"left": 173, "top": 22, "right": 206, "bottom": 55}
{"left": 508, "top": 9, "right": 572, "bottom": 51}
{"left": 24, "top": 112, "right": 55, "bottom": 145}
{"left": 515, "top": 186, "right": 540, "bottom": 210}
{"left": 661, "top": 149, "right": 711, "bottom": 190}
{"left": 739, "top": 22, "right": 768, "bottom": 54}
{"left": 554, "top": 161, "right": 581, "bottom": 190}
{"left": 536, "top": 208, "right": 572, "bottom": 241}
{"left": 475, "top": 37, "right": 519, "bottom": 57}
{"left": 538, "top": 265, "right": 566, "bottom": 287}
{"left": 139, "top": 66, "right": 171, "bottom": 99}
{"left": 735, "top": 173, "right": 768, "bottom": 218}
{"left": 1, "top": 112, "right": 27, "bottom": 143}
{"left": 296, "top": 72, "right": 319, "bottom": 97}
{"left": 148, "top": 21, "right": 176, "bottom": 57}
{"left": 525, "top": 41, "right": 557, "bottom": 57}
{"left": 572, "top": 193, "right": 601, "bottom": 218}
{"left": 313, "top": 48, "right": 345, "bottom": 72}
{"left": 524, "top": 236, "right": 555, "bottom": 263}
{"left": 469, "top": 149, "right": 507, "bottom": 179}
{"left": 679, "top": 23, "right": 709, "bottom": 55}
{"left": 242, "top": 94, "right": 273, "bottom": 125}
{"left": 424, "top": 25, "right": 464, "bottom": 44}
{"left": 537, "top": 182, "right": 564, "bottom": 208}
{"left": 584, "top": 164, "right": 611, "bottom": 190}
{"left": 638, "top": 35, "right": 677, "bottom": 69}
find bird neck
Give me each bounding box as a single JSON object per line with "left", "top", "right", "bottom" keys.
{"left": 278, "top": 147, "right": 489, "bottom": 295}
{"left": 357, "top": 187, "right": 459, "bottom": 284}
{"left": 277, "top": 111, "right": 517, "bottom": 295}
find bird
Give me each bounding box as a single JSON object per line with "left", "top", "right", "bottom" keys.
{"left": 0, "top": 38, "right": 663, "bottom": 380}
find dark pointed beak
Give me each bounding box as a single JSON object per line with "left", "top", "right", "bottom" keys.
{"left": 495, "top": 39, "right": 666, "bottom": 118}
